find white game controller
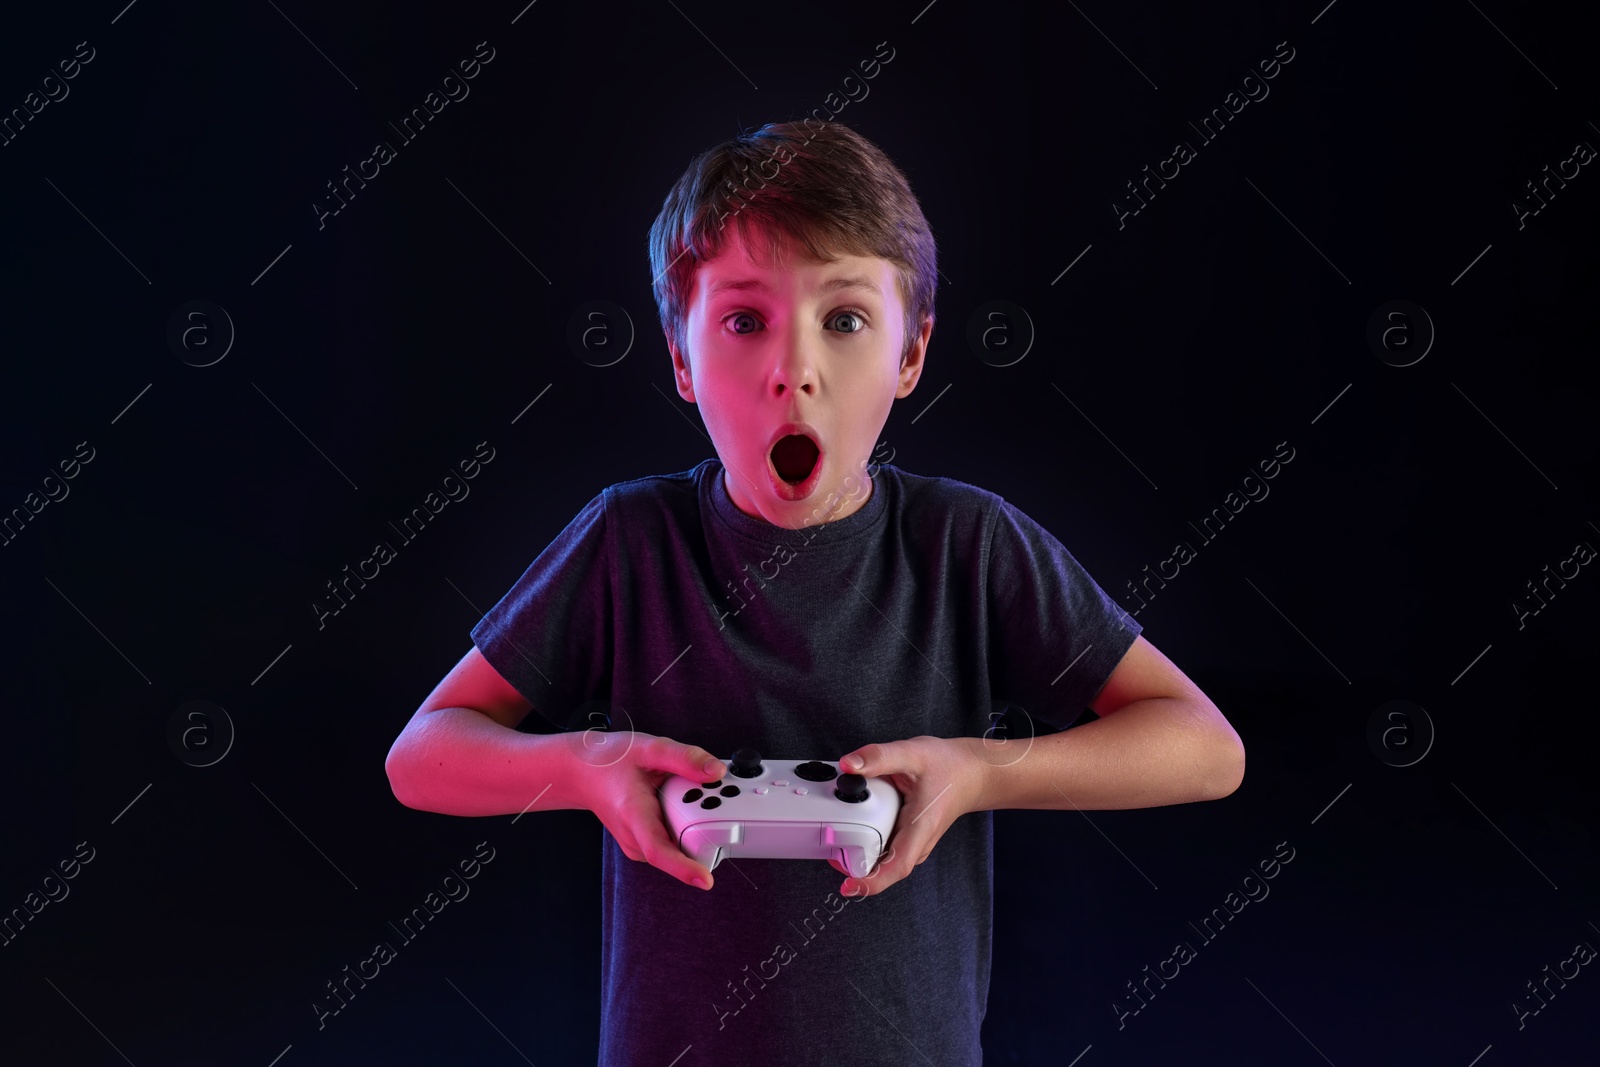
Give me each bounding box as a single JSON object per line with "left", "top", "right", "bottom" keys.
{"left": 660, "top": 748, "right": 902, "bottom": 879}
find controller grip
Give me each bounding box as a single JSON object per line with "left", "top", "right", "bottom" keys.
{"left": 682, "top": 823, "right": 742, "bottom": 872}
{"left": 824, "top": 826, "right": 883, "bottom": 878}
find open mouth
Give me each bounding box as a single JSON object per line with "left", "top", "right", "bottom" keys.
{"left": 771, "top": 434, "right": 820, "bottom": 484}
{"left": 765, "top": 424, "right": 824, "bottom": 501}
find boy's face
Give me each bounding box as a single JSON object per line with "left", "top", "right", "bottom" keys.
{"left": 670, "top": 226, "right": 931, "bottom": 529}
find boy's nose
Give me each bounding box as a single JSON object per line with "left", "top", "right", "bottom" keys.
{"left": 773, "top": 369, "right": 815, "bottom": 395}
{"left": 770, "top": 328, "right": 818, "bottom": 393}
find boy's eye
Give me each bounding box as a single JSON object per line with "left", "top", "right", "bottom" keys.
{"left": 827, "top": 310, "right": 867, "bottom": 334}
{"left": 720, "top": 309, "right": 869, "bottom": 335}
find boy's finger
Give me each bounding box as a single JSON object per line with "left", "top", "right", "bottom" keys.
{"left": 656, "top": 737, "right": 724, "bottom": 780}
{"left": 646, "top": 809, "right": 716, "bottom": 889}
{"left": 667, "top": 850, "right": 715, "bottom": 889}
{"left": 642, "top": 838, "right": 693, "bottom": 882}
{"left": 692, "top": 747, "right": 725, "bottom": 779}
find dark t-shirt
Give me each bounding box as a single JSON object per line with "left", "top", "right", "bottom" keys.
{"left": 471, "top": 458, "right": 1141, "bottom": 1066}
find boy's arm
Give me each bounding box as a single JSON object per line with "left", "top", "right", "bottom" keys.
{"left": 387, "top": 645, "right": 731, "bottom": 889}
{"left": 385, "top": 645, "right": 591, "bottom": 816}
{"left": 835, "top": 640, "right": 1242, "bottom": 897}
{"left": 975, "top": 635, "right": 1244, "bottom": 811}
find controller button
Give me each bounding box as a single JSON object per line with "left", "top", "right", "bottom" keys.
{"left": 794, "top": 787, "right": 809, "bottom": 795}
{"left": 720, "top": 785, "right": 741, "bottom": 797}
{"left": 682, "top": 788, "right": 704, "bottom": 802}
{"left": 794, "top": 761, "right": 837, "bottom": 782}
{"left": 754, "top": 786, "right": 769, "bottom": 794}
{"left": 701, "top": 796, "right": 722, "bottom": 809}
{"left": 772, "top": 780, "right": 790, "bottom": 787}
{"left": 731, "top": 748, "right": 764, "bottom": 778}
{"left": 836, "top": 773, "right": 869, "bottom": 803}
{"left": 700, "top": 781, "right": 721, "bottom": 788}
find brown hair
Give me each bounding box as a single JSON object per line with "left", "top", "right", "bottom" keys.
{"left": 648, "top": 120, "right": 938, "bottom": 368}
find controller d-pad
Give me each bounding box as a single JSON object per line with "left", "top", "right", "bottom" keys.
{"left": 682, "top": 788, "right": 703, "bottom": 802}
{"left": 700, "top": 796, "right": 722, "bottom": 809}
{"left": 719, "top": 785, "right": 740, "bottom": 797}
{"left": 794, "top": 761, "right": 837, "bottom": 782}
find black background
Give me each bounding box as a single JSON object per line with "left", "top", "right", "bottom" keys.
{"left": 2, "top": 0, "right": 1596, "bottom": 1063}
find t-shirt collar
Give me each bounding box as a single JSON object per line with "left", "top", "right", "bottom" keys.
{"left": 702, "top": 457, "right": 889, "bottom": 548}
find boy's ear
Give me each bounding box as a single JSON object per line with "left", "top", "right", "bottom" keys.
{"left": 895, "top": 315, "right": 934, "bottom": 399}
{"left": 669, "top": 336, "right": 696, "bottom": 403}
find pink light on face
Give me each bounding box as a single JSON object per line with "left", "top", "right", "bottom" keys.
{"left": 669, "top": 225, "right": 930, "bottom": 530}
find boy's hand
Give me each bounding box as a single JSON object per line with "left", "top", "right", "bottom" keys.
{"left": 562, "top": 730, "right": 726, "bottom": 891}
{"left": 829, "top": 736, "right": 988, "bottom": 898}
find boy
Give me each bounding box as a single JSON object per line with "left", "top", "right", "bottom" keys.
{"left": 385, "top": 119, "right": 1244, "bottom": 1065}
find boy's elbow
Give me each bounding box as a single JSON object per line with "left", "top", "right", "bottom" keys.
{"left": 1207, "top": 731, "right": 1246, "bottom": 799}
{"left": 385, "top": 739, "right": 425, "bottom": 810}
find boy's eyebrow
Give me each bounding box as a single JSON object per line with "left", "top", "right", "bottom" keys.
{"left": 707, "top": 275, "right": 882, "bottom": 299}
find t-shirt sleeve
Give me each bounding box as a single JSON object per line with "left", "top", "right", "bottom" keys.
{"left": 469, "top": 490, "right": 613, "bottom": 732}
{"left": 985, "top": 498, "right": 1142, "bottom": 731}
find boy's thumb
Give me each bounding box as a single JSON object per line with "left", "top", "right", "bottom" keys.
{"left": 678, "top": 745, "right": 723, "bottom": 780}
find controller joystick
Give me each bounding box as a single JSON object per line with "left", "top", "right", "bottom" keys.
{"left": 731, "top": 748, "right": 764, "bottom": 778}
{"left": 834, "top": 773, "right": 869, "bottom": 803}
{"left": 660, "top": 755, "right": 902, "bottom": 879}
